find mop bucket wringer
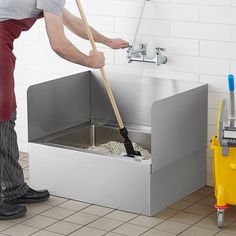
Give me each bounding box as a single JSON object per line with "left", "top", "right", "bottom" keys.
{"left": 211, "top": 74, "right": 236, "bottom": 228}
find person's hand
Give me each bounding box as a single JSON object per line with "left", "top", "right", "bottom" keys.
{"left": 107, "top": 38, "right": 129, "bottom": 49}
{"left": 88, "top": 50, "right": 105, "bottom": 68}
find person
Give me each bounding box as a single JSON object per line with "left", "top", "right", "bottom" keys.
{"left": 0, "top": 0, "right": 129, "bottom": 220}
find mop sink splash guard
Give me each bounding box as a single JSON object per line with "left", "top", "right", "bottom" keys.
{"left": 211, "top": 74, "right": 236, "bottom": 228}
{"left": 27, "top": 71, "right": 207, "bottom": 216}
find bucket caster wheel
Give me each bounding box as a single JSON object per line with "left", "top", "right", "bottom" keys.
{"left": 217, "top": 209, "right": 224, "bottom": 228}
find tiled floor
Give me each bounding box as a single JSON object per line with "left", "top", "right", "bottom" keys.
{"left": 1, "top": 153, "right": 236, "bottom": 236}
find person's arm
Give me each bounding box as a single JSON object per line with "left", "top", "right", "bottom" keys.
{"left": 43, "top": 11, "right": 105, "bottom": 68}
{"left": 62, "top": 9, "right": 129, "bottom": 49}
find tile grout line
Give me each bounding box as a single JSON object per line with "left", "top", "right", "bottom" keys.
{"left": 138, "top": 189, "right": 215, "bottom": 236}
{"left": 102, "top": 214, "right": 146, "bottom": 236}
{"left": 2, "top": 197, "right": 72, "bottom": 235}
{"left": 174, "top": 189, "right": 220, "bottom": 235}
{"left": 28, "top": 202, "right": 97, "bottom": 235}
{"left": 0, "top": 222, "right": 19, "bottom": 233}
{"left": 175, "top": 199, "right": 220, "bottom": 235}
{"left": 66, "top": 208, "right": 119, "bottom": 235}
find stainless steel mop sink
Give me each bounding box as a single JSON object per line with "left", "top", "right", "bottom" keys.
{"left": 27, "top": 70, "right": 208, "bottom": 215}
{"left": 41, "top": 123, "right": 151, "bottom": 153}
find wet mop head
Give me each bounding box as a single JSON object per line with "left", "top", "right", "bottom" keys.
{"left": 87, "top": 141, "right": 151, "bottom": 160}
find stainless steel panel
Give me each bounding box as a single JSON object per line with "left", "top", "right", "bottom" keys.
{"left": 27, "top": 72, "right": 91, "bottom": 141}
{"left": 151, "top": 85, "right": 208, "bottom": 173}
{"left": 150, "top": 149, "right": 206, "bottom": 215}
{"left": 91, "top": 71, "right": 204, "bottom": 126}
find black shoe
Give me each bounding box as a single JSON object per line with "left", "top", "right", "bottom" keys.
{"left": 0, "top": 203, "right": 26, "bottom": 220}
{"left": 7, "top": 188, "right": 50, "bottom": 204}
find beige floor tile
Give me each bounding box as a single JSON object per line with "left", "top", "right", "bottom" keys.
{"left": 113, "top": 223, "right": 149, "bottom": 236}
{"left": 129, "top": 215, "right": 164, "bottom": 228}
{"left": 183, "top": 192, "right": 206, "bottom": 203}
{"left": 179, "top": 225, "right": 219, "bottom": 236}
{"left": 31, "top": 230, "right": 62, "bottom": 236}
{"left": 184, "top": 203, "right": 215, "bottom": 216}
{"left": 223, "top": 221, "right": 236, "bottom": 234}
{"left": 43, "top": 196, "right": 68, "bottom": 206}
{"left": 224, "top": 209, "right": 236, "bottom": 222}
{"left": 0, "top": 221, "right": 16, "bottom": 231}
{"left": 40, "top": 207, "right": 75, "bottom": 220}
{"left": 196, "top": 186, "right": 214, "bottom": 196}
{"left": 46, "top": 220, "right": 82, "bottom": 235}
{"left": 155, "top": 220, "right": 190, "bottom": 234}
{"left": 105, "top": 233, "right": 126, "bottom": 236}
{"left": 69, "top": 226, "right": 107, "bottom": 236}
{"left": 81, "top": 205, "right": 114, "bottom": 216}
{"left": 26, "top": 203, "right": 53, "bottom": 214}
{"left": 106, "top": 210, "right": 137, "bottom": 222}
{"left": 2, "top": 224, "right": 38, "bottom": 236}
{"left": 196, "top": 216, "right": 224, "bottom": 229}
{"left": 197, "top": 196, "right": 216, "bottom": 206}
{"left": 58, "top": 200, "right": 90, "bottom": 211}
{"left": 169, "top": 200, "right": 193, "bottom": 211}
{"left": 216, "top": 231, "right": 236, "bottom": 235}
{"left": 169, "top": 212, "right": 204, "bottom": 225}
{"left": 9, "top": 212, "right": 36, "bottom": 223}
{"left": 153, "top": 208, "right": 179, "bottom": 219}
{"left": 22, "top": 215, "right": 58, "bottom": 229}
{"left": 64, "top": 212, "right": 99, "bottom": 225}
{"left": 89, "top": 217, "right": 123, "bottom": 231}
{"left": 142, "top": 229, "right": 176, "bottom": 236}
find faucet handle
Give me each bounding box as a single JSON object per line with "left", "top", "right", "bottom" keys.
{"left": 127, "top": 45, "right": 133, "bottom": 62}
{"left": 155, "top": 47, "right": 168, "bottom": 66}
{"left": 127, "top": 44, "right": 133, "bottom": 52}
{"left": 156, "top": 47, "right": 166, "bottom": 52}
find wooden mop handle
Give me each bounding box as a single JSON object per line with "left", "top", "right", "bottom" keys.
{"left": 75, "top": 0, "right": 124, "bottom": 129}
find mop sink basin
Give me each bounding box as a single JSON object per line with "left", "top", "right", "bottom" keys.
{"left": 28, "top": 71, "right": 208, "bottom": 216}
{"left": 42, "top": 123, "right": 151, "bottom": 154}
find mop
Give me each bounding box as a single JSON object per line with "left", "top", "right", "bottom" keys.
{"left": 75, "top": 0, "right": 144, "bottom": 158}
{"left": 87, "top": 142, "right": 151, "bottom": 160}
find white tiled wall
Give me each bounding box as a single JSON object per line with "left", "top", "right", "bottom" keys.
{"left": 14, "top": 0, "right": 235, "bottom": 186}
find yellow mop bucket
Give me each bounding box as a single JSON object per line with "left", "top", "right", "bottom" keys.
{"left": 211, "top": 74, "right": 236, "bottom": 228}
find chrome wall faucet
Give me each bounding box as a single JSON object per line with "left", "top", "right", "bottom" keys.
{"left": 127, "top": 43, "right": 167, "bottom": 66}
